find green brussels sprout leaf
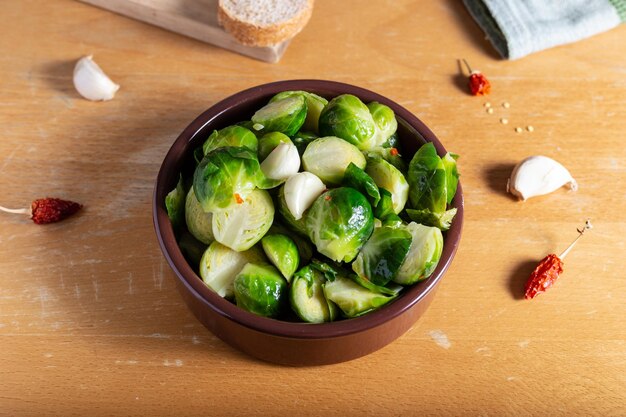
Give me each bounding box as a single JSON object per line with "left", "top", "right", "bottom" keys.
{"left": 442, "top": 152, "right": 460, "bottom": 204}
{"left": 165, "top": 174, "right": 185, "bottom": 233}
{"left": 350, "top": 273, "right": 403, "bottom": 296}
{"left": 202, "top": 125, "right": 258, "bottom": 155}
{"left": 406, "top": 208, "right": 457, "bottom": 231}
{"left": 343, "top": 162, "right": 381, "bottom": 207}
{"left": 290, "top": 265, "right": 336, "bottom": 323}
{"left": 271, "top": 91, "right": 328, "bottom": 134}
{"left": 365, "top": 155, "right": 409, "bottom": 214}
{"left": 234, "top": 263, "right": 287, "bottom": 318}
{"left": 351, "top": 226, "right": 412, "bottom": 286}
{"left": 185, "top": 186, "right": 214, "bottom": 245}
{"left": 407, "top": 142, "right": 447, "bottom": 214}
{"left": 367, "top": 101, "right": 398, "bottom": 147}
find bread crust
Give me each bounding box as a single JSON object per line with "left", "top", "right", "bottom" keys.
{"left": 218, "top": 0, "right": 314, "bottom": 47}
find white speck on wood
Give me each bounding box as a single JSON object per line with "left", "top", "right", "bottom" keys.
{"left": 518, "top": 340, "right": 530, "bottom": 348}
{"left": 43, "top": 353, "right": 53, "bottom": 358}
{"left": 92, "top": 280, "right": 100, "bottom": 301}
{"left": 506, "top": 376, "right": 517, "bottom": 382}
{"left": 74, "top": 284, "right": 81, "bottom": 299}
{"left": 192, "top": 336, "right": 200, "bottom": 345}
{"left": 163, "top": 359, "right": 183, "bottom": 367}
{"left": 475, "top": 347, "right": 491, "bottom": 356}
{"left": 126, "top": 273, "right": 134, "bottom": 295}
{"left": 429, "top": 330, "right": 451, "bottom": 349}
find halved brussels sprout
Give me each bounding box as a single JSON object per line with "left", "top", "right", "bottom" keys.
{"left": 365, "top": 155, "right": 409, "bottom": 214}
{"left": 342, "top": 162, "right": 381, "bottom": 207}
{"left": 260, "top": 142, "right": 300, "bottom": 181}
{"left": 271, "top": 91, "right": 328, "bottom": 134}
{"left": 261, "top": 234, "right": 299, "bottom": 282}
{"left": 302, "top": 136, "right": 366, "bottom": 185}
{"left": 202, "top": 125, "right": 258, "bottom": 155}
{"left": 351, "top": 226, "right": 412, "bottom": 286}
{"left": 257, "top": 132, "right": 292, "bottom": 161}
{"left": 367, "top": 102, "right": 398, "bottom": 147}
{"left": 234, "top": 263, "right": 287, "bottom": 318}
{"left": 323, "top": 275, "right": 395, "bottom": 318}
{"left": 185, "top": 186, "right": 214, "bottom": 245}
{"left": 351, "top": 273, "right": 403, "bottom": 296}
{"left": 199, "top": 241, "right": 265, "bottom": 298}
{"left": 212, "top": 189, "right": 275, "bottom": 252}
{"left": 283, "top": 171, "right": 326, "bottom": 221}
{"left": 251, "top": 95, "right": 307, "bottom": 136}
{"left": 407, "top": 142, "right": 447, "bottom": 213}
{"left": 165, "top": 174, "right": 185, "bottom": 233}
{"left": 319, "top": 94, "right": 377, "bottom": 150}
{"left": 394, "top": 222, "right": 444, "bottom": 285}
{"left": 193, "top": 146, "right": 262, "bottom": 212}
{"left": 305, "top": 187, "right": 374, "bottom": 263}
{"left": 290, "top": 265, "right": 336, "bottom": 323}
{"left": 292, "top": 130, "right": 318, "bottom": 156}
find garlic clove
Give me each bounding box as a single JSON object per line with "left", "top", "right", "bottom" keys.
{"left": 73, "top": 55, "right": 120, "bottom": 101}
{"left": 507, "top": 155, "right": 578, "bottom": 201}
{"left": 284, "top": 172, "right": 326, "bottom": 220}
{"left": 260, "top": 142, "right": 300, "bottom": 180}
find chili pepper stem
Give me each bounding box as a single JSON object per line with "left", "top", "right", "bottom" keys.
{"left": 558, "top": 219, "right": 593, "bottom": 260}
{"left": 0, "top": 205, "right": 30, "bottom": 215}
{"left": 462, "top": 59, "right": 474, "bottom": 74}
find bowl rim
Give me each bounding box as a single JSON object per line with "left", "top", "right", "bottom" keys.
{"left": 153, "top": 79, "right": 463, "bottom": 339}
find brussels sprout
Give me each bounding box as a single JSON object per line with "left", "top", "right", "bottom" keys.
{"left": 366, "top": 147, "right": 407, "bottom": 173}
{"left": 283, "top": 172, "right": 326, "bottom": 220}
{"left": 257, "top": 132, "right": 292, "bottom": 161}
{"left": 271, "top": 91, "right": 328, "bottom": 134}
{"left": 382, "top": 132, "right": 399, "bottom": 149}
{"left": 365, "top": 155, "right": 409, "bottom": 214}
{"left": 305, "top": 187, "right": 374, "bottom": 263}
{"left": 268, "top": 221, "right": 314, "bottom": 264}
{"left": 367, "top": 102, "right": 398, "bottom": 147}
{"left": 165, "top": 174, "right": 185, "bottom": 233}
{"left": 319, "top": 94, "right": 377, "bottom": 150}
{"left": 394, "top": 222, "right": 444, "bottom": 285}
{"left": 251, "top": 95, "right": 307, "bottom": 136}
{"left": 407, "top": 142, "right": 447, "bottom": 214}
{"left": 373, "top": 188, "right": 402, "bottom": 227}
{"left": 343, "top": 162, "right": 381, "bottom": 207}
{"left": 178, "top": 231, "right": 207, "bottom": 267}
{"left": 212, "top": 189, "right": 275, "bottom": 252}
{"left": 260, "top": 142, "right": 300, "bottom": 181}
{"left": 406, "top": 208, "right": 457, "bottom": 231}
{"left": 234, "top": 263, "right": 287, "bottom": 318}
{"left": 185, "top": 186, "right": 214, "bottom": 245}
{"left": 351, "top": 226, "right": 412, "bottom": 286}
{"left": 302, "top": 136, "right": 366, "bottom": 185}
{"left": 261, "top": 234, "right": 299, "bottom": 282}
{"left": 193, "top": 146, "right": 262, "bottom": 212}
{"left": 290, "top": 265, "right": 336, "bottom": 323}
{"left": 442, "top": 152, "right": 460, "bottom": 204}
{"left": 323, "top": 275, "right": 395, "bottom": 318}
{"left": 291, "top": 130, "right": 318, "bottom": 156}
{"left": 202, "top": 125, "right": 258, "bottom": 155}
{"left": 276, "top": 185, "right": 308, "bottom": 236}
{"left": 199, "top": 242, "right": 265, "bottom": 298}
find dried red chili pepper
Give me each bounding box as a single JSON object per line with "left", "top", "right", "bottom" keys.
{"left": 524, "top": 220, "right": 592, "bottom": 299}
{"left": 462, "top": 59, "right": 491, "bottom": 96}
{"left": 234, "top": 193, "right": 244, "bottom": 204}
{"left": 0, "top": 197, "right": 82, "bottom": 224}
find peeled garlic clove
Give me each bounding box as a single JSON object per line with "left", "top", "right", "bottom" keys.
{"left": 507, "top": 155, "right": 578, "bottom": 201}
{"left": 284, "top": 172, "right": 326, "bottom": 220}
{"left": 73, "top": 55, "right": 120, "bottom": 101}
{"left": 260, "top": 142, "right": 300, "bottom": 180}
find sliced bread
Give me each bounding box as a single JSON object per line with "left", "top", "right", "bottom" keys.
{"left": 218, "top": 0, "right": 314, "bottom": 47}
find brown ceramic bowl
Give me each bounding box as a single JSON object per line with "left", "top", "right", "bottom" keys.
{"left": 153, "top": 80, "right": 463, "bottom": 366}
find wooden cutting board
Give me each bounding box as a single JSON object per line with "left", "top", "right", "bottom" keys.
{"left": 78, "top": 0, "right": 290, "bottom": 63}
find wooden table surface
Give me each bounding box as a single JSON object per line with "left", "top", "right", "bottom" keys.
{"left": 1, "top": 1, "right": 625, "bottom": 415}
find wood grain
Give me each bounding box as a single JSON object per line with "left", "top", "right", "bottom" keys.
{"left": 1, "top": 0, "right": 625, "bottom": 416}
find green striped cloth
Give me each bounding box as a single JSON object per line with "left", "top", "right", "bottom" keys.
{"left": 463, "top": 0, "right": 626, "bottom": 59}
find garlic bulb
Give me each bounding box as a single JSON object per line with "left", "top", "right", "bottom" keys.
{"left": 507, "top": 155, "right": 578, "bottom": 201}
{"left": 260, "top": 142, "right": 300, "bottom": 180}
{"left": 73, "top": 55, "right": 119, "bottom": 101}
{"left": 284, "top": 172, "right": 326, "bottom": 220}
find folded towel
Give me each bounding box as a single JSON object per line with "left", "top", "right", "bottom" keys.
{"left": 463, "top": 0, "right": 626, "bottom": 59}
